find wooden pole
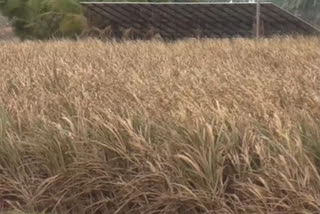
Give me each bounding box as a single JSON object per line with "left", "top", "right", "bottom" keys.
{"left": 256, "top": 0, "right": 261, "bottom": 39}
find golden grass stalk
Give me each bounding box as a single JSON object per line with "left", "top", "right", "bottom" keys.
{"left": 0, "top": 36, "right": 319, "bottom": 214}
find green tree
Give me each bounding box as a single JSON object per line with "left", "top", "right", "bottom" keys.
{"left": 0, "top": 0, "right": 30, "bottom": 38}
{"left": 281, "top": 0, "right": 320, "bottom": 28}
{"left": 0, "top": 0, "right": 87, "bottom": 39}
{"left": 282, "top": 0, "right": 319, "bottom": 10}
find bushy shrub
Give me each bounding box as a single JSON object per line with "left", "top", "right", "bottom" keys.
{"left": 0, "top": 0, "right": 87, "bottom": 39}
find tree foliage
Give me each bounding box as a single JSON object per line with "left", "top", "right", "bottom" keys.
{"left": 0, "top": 0, "right": 87, "bottom": 39}
{"left": 281, "top": 0, "right": 320, "bottom": 28}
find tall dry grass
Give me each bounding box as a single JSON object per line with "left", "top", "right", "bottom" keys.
{"left": 0, "top": 36, "right": 319, "bottom": 214}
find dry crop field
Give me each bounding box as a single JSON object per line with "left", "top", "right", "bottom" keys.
{"left": 0, "top": 37, "right": 319, "bottom": 214}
